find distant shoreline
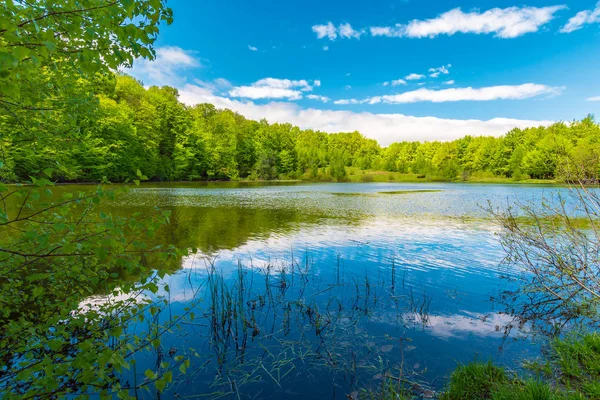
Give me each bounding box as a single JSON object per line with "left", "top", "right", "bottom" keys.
{"left": 6, "top": 175, "right": 563, "bottom": 186}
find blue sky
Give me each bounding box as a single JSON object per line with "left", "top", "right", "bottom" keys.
{"left": 129, "top": 0, "right": 600, "bottom": 144}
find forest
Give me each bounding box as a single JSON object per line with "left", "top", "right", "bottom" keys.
{"left": 1, "top": 73, "right": 599, "bottom": 184}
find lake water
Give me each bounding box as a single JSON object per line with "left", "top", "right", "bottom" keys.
{"left": 83, "top": 182, "right": 567, "bottom": 398}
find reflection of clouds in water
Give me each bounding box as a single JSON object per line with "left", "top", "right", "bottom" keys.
{"left": 77, "top": 289, "right": 147, "bottom": 314}
{"left": 180, "top": 216, "right": 504, "bottom": 276}
{"left": 417, "top": 312, "right": 517, "bottom": 339}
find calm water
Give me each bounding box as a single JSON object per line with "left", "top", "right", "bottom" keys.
{"left": 81, "top": 182, "right": 567, "bottom": 398}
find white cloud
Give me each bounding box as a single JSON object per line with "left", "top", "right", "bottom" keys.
{"left": 370, "top": 25, "right": 402, "bottom": 37}
{"left": 213, "top": 78, "right": 232, "bottom": 88}
{"left": 127, "top": 46, "right": 200, "bottom": 86}
{"left": 338, "top": 22, "right": 364, "bottom": 39}
{"left": 313, "top": 21, "right": 363, "bottom": 40}
{"left": 248, "top": 45, "right": 258, "bottom": 51}
{"left": 312, "top": 22, "right": 337, "bottom": 40}
{"left": 444, "top": 80, "right": 455, "bottom": 85}
{"left": 177, "top": 83, "right": 554, "bottom": 145}
{"left": 560, "top": 2, "right": 600, "bottom": 33}
{"left": 429, "top": 64, "right": 451, "bottom": 78}
{"left": 338, "top": 84, "right": 562, "bottom": 105}
{"left": 405, "top": 73, "right": 425, "bottom": 80}
{"left": 369, "top": 5, "right": 565, "bottom": 39}
{"left": 229, "top": 78, "right": 320, "bottom": 100}
{"left": 193, "top": 78, "right": 232, "bottom": 93}
{"left": 344, "top": 85, "right": 352, "bottom": 89}
{"left": 382, "top": 79, "right": 406, "bottom": 87}
{"left": 323, "top": 45, "right": 329, "bottom": 51}
{"left": 307, "top": 94, "right": 331, "bottom": 103}
{"left": 129, "top": 47, "right": 555, "bottom": 147}
{"left": 588, "top": 96, "right": 600, "bottom": 101}
{"left": 229, "top": 86, "right": 304, "bottom": 100}
{"left": 333, "top": 98, "right": 365, "bottom": 105}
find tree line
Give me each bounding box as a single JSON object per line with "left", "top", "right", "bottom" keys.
{"left": 2, "top": 73, "right": 599, "bottom": 183}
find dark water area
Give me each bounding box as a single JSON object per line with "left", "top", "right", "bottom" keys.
{"left": 61, "top": 182, "right": 571, "bottom": 398}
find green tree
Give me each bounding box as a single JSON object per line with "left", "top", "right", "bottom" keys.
{"left": 329, "top": 150, "right": 347, "bottom": 181}
{"left": 0, "top": 1, "right": 196, "bottom": 398}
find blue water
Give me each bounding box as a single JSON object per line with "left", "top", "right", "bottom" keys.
{"left": 94, "top": 182, "right": 572, "bottom": 398}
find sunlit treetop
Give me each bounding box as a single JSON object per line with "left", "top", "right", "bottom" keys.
{"left": 0, "top": 0, "right": 173, "bottom": 110}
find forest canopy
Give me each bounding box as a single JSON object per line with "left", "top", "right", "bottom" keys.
{"left": 1, "top": 73, "right": 598, "bottom": 183}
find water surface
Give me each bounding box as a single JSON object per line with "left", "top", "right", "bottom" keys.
{"left": 84, "top": 182, "right": 567, "bottom": 398}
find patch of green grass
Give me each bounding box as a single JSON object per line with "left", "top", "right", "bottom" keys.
{"left": 300, "top": 167, "right": 560, "bottom": 185}
{"left": 328, "top": 190, "right": 443, "bottom": 197}
{"left": 377, "top": 190, "right": 442, "bottom": 195}
{"left": 437, "top": 334, "right": 600, "bottom": 400}
{"left": 549, "top": 333, "right": 600, "bottom": 397}
{"left": 440, "top": 361, "right": 508, "bottom": 400}
{"left": 491, "top": 380, "right": 564, "bottom": 400}
{"left": 328, "top": 192, "right": 375, "bottom": 197}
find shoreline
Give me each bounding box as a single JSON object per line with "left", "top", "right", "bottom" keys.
{"left": 4, "top": 177, "right": 564, "bottom": 186}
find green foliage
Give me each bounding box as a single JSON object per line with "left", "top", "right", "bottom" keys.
{"left": 329, "top": 150, "right": 348, "bottom": 181}
{"left": 0, "top": 180, "right": 196, "bottom": 398}
{"left": 0, "top": 1, "right": 198, "bottom": 398}
{"left": 0, "top": 0, "right": 172, "bottom": 110}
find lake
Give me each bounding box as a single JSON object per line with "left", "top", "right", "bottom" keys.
{"left": 78, "top": 181, "right": 566, "bottom": 398}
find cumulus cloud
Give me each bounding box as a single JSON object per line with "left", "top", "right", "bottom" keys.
{"left": 229, "top": 78, "right": 320, "bottom": 100}
{"left": 312, "top": 22, "right": 337, "bottom": 40}
{"left": 370, "top": 25, "right": 402, "bottom": 37}
{"left": 177, "top": 83, "right": 553, "bottom": 145}
{"left": 127, "top": 46, "right": 200, "bottom": 86}
{"left": 307, "top": 94, "right": 331, "bottom": 102}
{"left": 429, "top": 64, "right": 451, "bottom": 78}
{"left": 382, "top": 79, "right": 407, "bottom": 87}
{"left": 362, "top": 6, "right": 566, "bottom": 39}
{"left": 405, "top": 73, "right": 425, "bottom": 80}
{"left": 402, "top": 6, "right": 566, "bottom": 38}
{"left": 128, "top": 47, "right": 555, "bottom": 146}
{"left": 193, "top": 78, "right": 232, "bottom": 93}
{"left": 588, "top": 96, "right": 600, "bottom": 101}
{"left": 560, "top": 1, "right": 600, "bottom": 33}
{"left": 312, "top": 21, "right": 363, "bottom": 40}
{"left": 248, "top": 45, "right": 258, "bottom": 51}
{"left": 333, "top": 98, "right": 365, "bottom": 105}
{"left": 337, "top": 84, "right": 562, "bottom": 105}
{"left": 338, "top": 22, "right": 364, "bottom": 39}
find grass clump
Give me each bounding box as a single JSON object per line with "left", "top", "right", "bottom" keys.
{"left": 440, "top": 361, "right": 508, "bottom": 400}
{"left": 377, "top": 190, "right": 442, "bottom": 195}
{"left": 438, "top": 333, "right": 600, "bottom": 400}
{"left": 491, "top": 380, "right": 575, "bottom": 400}
{"left": 548, "top": 333, "right": 600, "bottom": 398}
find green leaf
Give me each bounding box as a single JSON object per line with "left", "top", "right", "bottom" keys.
{"left": 144, "top": 369, "right": 156, "bottom": 380}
